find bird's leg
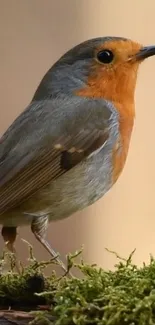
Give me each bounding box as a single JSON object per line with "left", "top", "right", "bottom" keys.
{"left": 31, "top": 216, "right": 70, "bottom": 275}
{"left": 1, "top": 226, "right": 21, "bottom": 273}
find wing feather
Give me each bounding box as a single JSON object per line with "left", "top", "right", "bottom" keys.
{"left": 0, "top": 97, "right": 117, "bottom": 214}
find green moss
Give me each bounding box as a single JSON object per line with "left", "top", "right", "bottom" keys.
{"left": 1, "top": 246, "right": 155, "bottom": 324}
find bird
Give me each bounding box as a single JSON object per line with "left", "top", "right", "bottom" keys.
{"left": 0, "top": 36, "right": 155, "bottom": 273}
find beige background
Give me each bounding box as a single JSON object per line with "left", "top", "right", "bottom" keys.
{"left": 1, "top": 0, "right": 155, "bottom": 272}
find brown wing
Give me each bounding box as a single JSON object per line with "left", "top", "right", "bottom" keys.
{"left": 0, "top": 128, "right": 108, "bottom": 214}
{"left": 0, "top": 97, "right": 115, "bottom": 215}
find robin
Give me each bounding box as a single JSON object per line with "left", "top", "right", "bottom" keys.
{"left": 0, "top": 36, "right": 155, "bottom": 272}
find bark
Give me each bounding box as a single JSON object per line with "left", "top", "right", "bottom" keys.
{"left": 0, "top": 310, "right": 33, "bottom": 325}
{"left": 0, "top": 310, "right": 55, "bottom": 325}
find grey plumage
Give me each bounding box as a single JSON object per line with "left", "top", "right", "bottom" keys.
{"left": 0, "top": 37, "right": 121, "bottom": 220}
{"left": 0, "top": 96, "right": 119, "bottom": 220}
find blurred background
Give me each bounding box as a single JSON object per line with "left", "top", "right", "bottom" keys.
{"left": 1, "top": 0, "right": 155, "bottom": 272}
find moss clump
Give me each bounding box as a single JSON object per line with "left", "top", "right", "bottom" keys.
{"left": 1, "top": 247, "right": 155, "bottom": 324}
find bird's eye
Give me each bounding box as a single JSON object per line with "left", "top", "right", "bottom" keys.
{"left": 96, "top": 49, "right": 114, "bottom": 64}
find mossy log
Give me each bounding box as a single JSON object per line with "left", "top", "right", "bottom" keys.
{"left": 1, "top": 248, "right": 155, "bottom": 325}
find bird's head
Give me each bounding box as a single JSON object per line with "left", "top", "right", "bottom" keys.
{"left": 33, "top": 37, "right": 155, "bottom": 110}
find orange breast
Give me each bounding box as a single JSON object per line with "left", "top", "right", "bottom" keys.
{"left": 112, "top": 102, "right": 134, "bottom": 183}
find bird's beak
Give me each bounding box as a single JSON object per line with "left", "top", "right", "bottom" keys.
{"left": 134, "top": 45, "right": 155, "bottom": 62}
